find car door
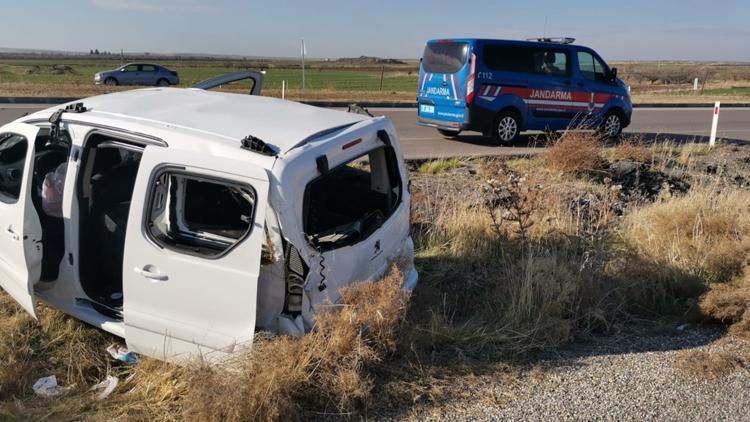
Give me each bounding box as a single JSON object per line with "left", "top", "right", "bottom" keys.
{"left": 140, "top": 64, "right": 158, "bottom": 85}
{"left": 574, "top": 50, "right": 614, "bottom": 122}
{"left": 0, "top": 122, "right": 43, "bottom": 317}
{"left": 120, "top": 64, "right": 141, "bottom": 85}
{"left": 192, "top": 71, "right": 264, "bottom": 95}
{"left": 122, "top": 145, "right": 269, "bottom": 360}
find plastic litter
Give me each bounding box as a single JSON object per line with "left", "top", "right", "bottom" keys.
{"left": 107, "top": 343, "right": 138, "bottom": 365}
{"left": 32, "top": 375, "right": 65, "bottom": 397}
{"left": 90, "top": 375, "right": 119, "bottom": 400}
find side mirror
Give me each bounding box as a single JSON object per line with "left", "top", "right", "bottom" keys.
{"left": 609, "top": 67, "right": 618, "bottom": 83}
{"left": 120, "top": 68, "right": 127, "bottom": 72}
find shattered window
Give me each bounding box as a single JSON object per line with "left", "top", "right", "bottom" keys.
{"left": 147, "top": 169, "right": 256, "bottom": 258}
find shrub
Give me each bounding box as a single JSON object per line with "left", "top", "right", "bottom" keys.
{"left": 545, "top": 132, "right": 604, "bottom": 174}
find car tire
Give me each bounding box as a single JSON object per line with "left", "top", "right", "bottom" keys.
{"left": 104, "top": 77, "right": 118, "bottom": 86}
{"left": 156, "top": 78, "right": 170, "bottom": 87}
{"left": 437, "top": 129, "right": 461, "bottom": 138}
{"left": 600, "top": 110, "right": 624, "bottom": 139}
{"left": 493, "top": 110, "right": 521, "bottom": 145}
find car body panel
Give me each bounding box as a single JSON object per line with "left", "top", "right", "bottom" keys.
{"left": 417, "top": 38, "right": 632, "bottom": 134}
{"left": 4, "top": 89, "right": 417, "bottom": 362}
{"left": 0, "top": 122, "right": 43, "bottom": 317}
{"left": 122, "top": 145, "right": 269, "bottom": 360}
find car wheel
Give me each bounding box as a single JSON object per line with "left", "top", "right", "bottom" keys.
{"left": 156, "top": 78, "right": 170, "bottom": 87}
{"left": 437, "top": 129, "right": 461, "bottom": 138}
{"left": 104, "top": 77, "right": 118, "bottom": 86}
{"left": 601, "top": 111, "right": 623, "bottom": 139}
{"left": 493, "top": 111, "right": 521, "bottom": 145}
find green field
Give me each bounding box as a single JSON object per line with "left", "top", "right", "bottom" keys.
{"left": 0, "top": 58, "right": 419, "bottom": 92}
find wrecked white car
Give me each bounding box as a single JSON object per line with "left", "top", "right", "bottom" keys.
{"left": 0, "top": 88, "right": 417, "bottom": 360}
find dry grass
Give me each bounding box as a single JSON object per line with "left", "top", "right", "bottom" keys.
{"left": 545, "top": 132, "right": 604, "bottom": 174}
{"left": 1, "top": 265, "right": 409, "bottom": 420}
{"left": 180, "top": 265, "right": 409, "bottom": 421}
{"left": 417, "top": 158, "right": 465, "bottom": 175}
{"left": 675, "top": 350, "right": 745, "bottom": 381}
{"left": 622, "top": 186, "right": 750, "bottom": 285}
{"left": 608, "top": 139, "right": 654, "bottom": 164}
{"left": 700, "top": 272, "right": 750, "bottom": 337}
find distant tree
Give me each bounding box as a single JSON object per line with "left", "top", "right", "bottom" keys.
{"left": 94, "top": 49, "right": 100, "bottom": 55}
{"left": 89, "top": 49, "right": 94, "bottom": 55}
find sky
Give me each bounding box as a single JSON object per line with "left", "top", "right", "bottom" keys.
{"left": 1, "top": 0, "right": 749, "bottom": 61}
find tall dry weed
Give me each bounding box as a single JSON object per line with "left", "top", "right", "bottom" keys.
{"left": 545, "top": 132, "right": 604, "bottom": 174}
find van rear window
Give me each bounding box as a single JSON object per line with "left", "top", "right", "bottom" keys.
{"left": 422, "top": 42, "right": 468, "bottom": 74}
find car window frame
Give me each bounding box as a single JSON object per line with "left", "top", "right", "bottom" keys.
{"left": 143, "top": 165, "right": 258, "bottom": 260}
{"left": 0, "top": 132, "right": 29, "bottom": 204}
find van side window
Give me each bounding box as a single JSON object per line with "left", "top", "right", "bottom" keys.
{"left": 577, "top": 51, "right": 608, "bottom": 83}
{"left": 532, "top": 50, "right": 569, "bottom": 77}
{"left": 147, "top": 170, "right": 256, "bottom": 258}
{"left": 483, "top": 45, "right": 533, "bottom": 73}
{"left": 483, "top": 45, "right": 569, "bottom": 77}
{"left": 0, "top": 133, "right": 28, "bottom": 203}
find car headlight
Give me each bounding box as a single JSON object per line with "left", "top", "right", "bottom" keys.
{"left": 94, "top": 74, "right": 101, "bottom": 81}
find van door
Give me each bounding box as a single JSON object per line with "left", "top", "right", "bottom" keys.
{"left": 525, "top": 47, "right": 575, "bottom": 129}
{"left": 418, "top": 41, "right": 470, "bottom": 129}
{"left": 0, "top": 123, "right": 43, "bottom": 317}
{"left": 574, "top": 50, "right": 615, "bottom": 122}
{"left": 122, "top": 146, "right": 269, "bottom": 360}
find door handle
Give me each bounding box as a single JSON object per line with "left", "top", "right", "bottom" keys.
{"left": 5, "top": 226, "right": 19, "bottom": 241}
{"left": 134, "top": 266, "right": 168, "bottom": 282}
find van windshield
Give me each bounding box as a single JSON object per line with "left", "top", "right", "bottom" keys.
{"left": 422, "top": 42, "right": 468, "bottom": 74}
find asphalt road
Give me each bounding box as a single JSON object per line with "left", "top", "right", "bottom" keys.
{"left": 2, "top": 104, "right": 748, "bottom": 159}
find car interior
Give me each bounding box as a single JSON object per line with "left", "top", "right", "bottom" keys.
{"left": 304, "top": 146, "right": 402, "bottom": 250}
{"left": 77, "top": 134, "right": 143, "bottom": 318}
{"left": 29, "top": 130, "right": 71, "bottom": 282}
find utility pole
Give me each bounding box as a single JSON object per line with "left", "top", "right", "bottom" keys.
{"left": 301, "top": 39, "right": 306, "bottom": 92}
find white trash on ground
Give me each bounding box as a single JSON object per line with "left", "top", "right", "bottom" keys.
{"left": 90, "top": 375, "right": 119, "bottom": 400}
{"left": 32, "top": 375, "right": 66, "bottom": 397}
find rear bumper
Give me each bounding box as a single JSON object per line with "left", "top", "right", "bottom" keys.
{"left": 417, "top": 116, "right": 468, "bottom": 132}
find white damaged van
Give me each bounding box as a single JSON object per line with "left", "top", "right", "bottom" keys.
{"left": 0, "top": 88, "right": 417, "bottom": 360}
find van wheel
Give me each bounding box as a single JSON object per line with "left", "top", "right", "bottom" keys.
{"left": 493, "top": 111, "right": 521, "bottom": 145}
{"left": 601, "top": 111, "right": 624, "bottom": 139}
{"left": 437, "top": 129, "right": 461, "bottom": 138}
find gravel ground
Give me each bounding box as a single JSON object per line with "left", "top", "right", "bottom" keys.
{"left": 406, "top": 326, "right": 750, "bottom": 421}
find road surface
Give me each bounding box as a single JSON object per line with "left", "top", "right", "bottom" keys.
{"left": 1, "top": 104, "right": 748, "bottom": 159}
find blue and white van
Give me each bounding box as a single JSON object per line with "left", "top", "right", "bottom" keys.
{"left": 417, "top": 38, "right": 632, "bottom": 143}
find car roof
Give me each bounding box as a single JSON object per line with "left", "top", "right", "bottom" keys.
{"left": 25, "top": 88, "right": 367, "bottom": 155}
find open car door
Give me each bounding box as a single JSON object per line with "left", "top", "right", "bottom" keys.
{"left": 192, "top": 71, "right": 264, "bottom": 95}
{"left": 0, "top": 122, "right": 43, "bottom": 317}
{"left": 122, "top": 146, "right": 269, "bottom": 360}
